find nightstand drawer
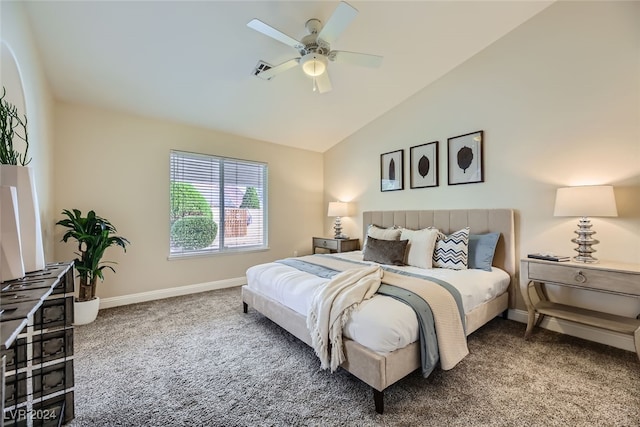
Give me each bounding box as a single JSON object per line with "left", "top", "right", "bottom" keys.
{"left": 528, "top": 262, "right": 639, "bottom": 295}
{"left": 314, "top": 238, "right": 338, "bottom": 250}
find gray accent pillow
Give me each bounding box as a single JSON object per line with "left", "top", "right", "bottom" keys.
{"left": 363, "top": 236, "right": 408, "bottom": 266}
{"left": 468, "top": 232, "right": 500, "bottom": 271}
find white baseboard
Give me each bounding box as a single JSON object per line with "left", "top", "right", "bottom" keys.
{"left": 99, "top": 277, "right": 245, "bottom": 309}
{"left": 508, "top": 309, "right": 636, "bottom": 353}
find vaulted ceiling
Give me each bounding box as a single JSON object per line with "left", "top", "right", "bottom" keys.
{"left": 23, "top": 1, "right": 553, "bottom": 152}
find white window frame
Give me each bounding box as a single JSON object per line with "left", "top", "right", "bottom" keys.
{"left": 169, "top": 150, "right": 268, "bottom": 259}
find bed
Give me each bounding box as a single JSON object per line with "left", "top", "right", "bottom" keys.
{"left": 242, "top": 209, "right": 516, "bottom": 413}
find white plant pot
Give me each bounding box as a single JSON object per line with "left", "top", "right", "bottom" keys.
{"left": 0, "top": 185, "right": 25, "bottom": 281}
{"left": 0, "top": 165, "right": 45, "bottom": 272}
{"left": 74, "top": 297, "right": 100, "bottom": 325}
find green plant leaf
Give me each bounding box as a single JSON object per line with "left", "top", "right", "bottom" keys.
{"left": 56, "top": 208, "right": 130, "bottom": 301}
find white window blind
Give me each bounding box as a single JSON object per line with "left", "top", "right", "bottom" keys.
{"left": 169, "top": 150, "right": 268, "bottom": 258}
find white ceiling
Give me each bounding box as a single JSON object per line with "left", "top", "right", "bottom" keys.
{"left": 23, "top": 1, "right": 553, "bottom": 153}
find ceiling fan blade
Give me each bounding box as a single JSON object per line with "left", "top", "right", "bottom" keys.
{"left": 329, "top": 50, "right": 383, "bottom": 68}
{"left": 255, "top": 58, "right": 300, "bottom": 80}
{"left": 247, "top": 19, "right": 303, "bottom": 50}
{"left": 315, "top": 71, "right": 332, "bottom": 94}
{"left": 317, "top": 2, "right": 358, "bottom": 45}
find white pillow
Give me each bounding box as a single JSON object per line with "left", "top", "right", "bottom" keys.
{"left": 366, "top": 224, "right": 401, "bottom": 241}
{"left": 400, "top": 228, "right": 439, "bottom": 269}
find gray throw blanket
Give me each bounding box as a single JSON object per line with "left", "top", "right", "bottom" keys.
{"left": 277, "top": 255, "right": 468, "bottom": 376}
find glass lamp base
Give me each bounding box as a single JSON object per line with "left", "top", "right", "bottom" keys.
{"left": 571, "top": 217, "right": 599, "bottom": 263}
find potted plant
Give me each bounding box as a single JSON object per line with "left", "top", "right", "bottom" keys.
{"left": 0, "top": 86, "right": 45, "bottom": 274}
{"left": 56, "top": 208, "right": 130, "bottom": 324}
{"left": 0, "top": 86, "right": 30, "bottom": 166}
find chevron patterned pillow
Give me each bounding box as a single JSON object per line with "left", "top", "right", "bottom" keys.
{"left": 432, "top": 227, "right": 470, "bottom": 270}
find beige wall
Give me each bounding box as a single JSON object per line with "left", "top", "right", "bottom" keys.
{"left": 53, "top": 103, "right": 323, "bottom": 299}
{"left": 5, "top": 0, "right": 324, "bottom": 303}
{"left": 3, "top": 1, "right": 638, "bottom": 315}
{"left": 324, "top": 2, "right": 640, "bottom": 313}
{"left": 1, "top": 1, "right": 57, "bottom": 259}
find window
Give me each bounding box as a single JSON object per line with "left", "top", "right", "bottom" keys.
{"left": 169, "top": 150, "right": 268, "bottom": 258}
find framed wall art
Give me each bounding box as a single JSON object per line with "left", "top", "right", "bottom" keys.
{"left": 410, "top": 141, "right": 439, "bottom": 189}
{"left": 447, "top": 130, "right": 484, "bottom": 185}
{"left": 380, "top": 149, "right": 404, "bottom": 192}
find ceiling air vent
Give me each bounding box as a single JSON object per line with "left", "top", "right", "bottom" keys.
{"left": 253, "top": 61, "right": 273, "bottom": 80}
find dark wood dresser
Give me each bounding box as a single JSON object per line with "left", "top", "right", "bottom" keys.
{"left": 1, "top": 263, "right": 75, "bottom": 426}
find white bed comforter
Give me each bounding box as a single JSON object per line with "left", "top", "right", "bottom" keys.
{"left": 245, "top": 251, "right": 510, "bottom": 354}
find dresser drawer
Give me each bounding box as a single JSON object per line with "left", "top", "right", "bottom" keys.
{"left": 1, "top": 338, "right": 27, "bottom": 371}
{"left": 528, "top": 262, "right": 639, "bottom": 295}
{"left": 32, "top": 329, "right": 74, "bottom": 365}
{"left": 3, "top": 371, "right": 27, "bottom": 407}
{"left": 33, "top": 296, "right": 73, "bottom": 331}
{"left": 314, "top": 238, "right": 338, "bottom": 250}
{"left": 31, "top": 390, "right": 74, "bottom": 427}
{"left": 32, "top": 360, "right": 74, "bottom": 400}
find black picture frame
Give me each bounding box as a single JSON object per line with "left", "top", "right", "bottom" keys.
{"left": 447, "top": 130, "right": 484, "bottom": 185}
{"left": 380, "top": 149, "right": 404, "bottom": 191}
{"left": 410, "top": 141, "right": 439, "bottom": 189}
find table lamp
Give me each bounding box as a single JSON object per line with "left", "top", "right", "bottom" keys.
{"left": 327, "top": 202, "right": 349, "bottom": 239}
{"left": 553, "top": 185, "right": 617, "bottom": 263}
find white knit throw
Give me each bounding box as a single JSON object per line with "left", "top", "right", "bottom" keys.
{"left": 306, "top": 265, "right": 383, "bottom": 372}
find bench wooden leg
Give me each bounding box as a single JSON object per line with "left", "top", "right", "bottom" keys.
{"left": 373, "top": 389, "right": 384, "bottom": 414}
{"left": 243, "top": 302, "right": 248, "bottom": 313}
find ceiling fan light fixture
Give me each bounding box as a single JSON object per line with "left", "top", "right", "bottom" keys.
{"left": 300, "top": 53, "right": 327, "bottom": 77}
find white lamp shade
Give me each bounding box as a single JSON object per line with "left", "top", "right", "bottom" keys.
{"left": 301, "top": 53, "right": 327, "bottom": 77}
{"left": 554, "top": 185, "right": 618, "bottom": 217}
{"left": 327, "top": 202, "right": 349, "bottom": 217}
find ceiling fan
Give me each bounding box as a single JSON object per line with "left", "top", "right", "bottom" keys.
{"left": 247, "top": 1, "right": 383, "bottom": 93}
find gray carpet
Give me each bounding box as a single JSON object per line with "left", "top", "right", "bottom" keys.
{"left": 68, "top": 287, "right": 640, "bottom": 426}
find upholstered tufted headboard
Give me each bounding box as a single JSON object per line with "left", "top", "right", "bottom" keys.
{"left": 362, "top": 209, "right": 516, "bottom": 308}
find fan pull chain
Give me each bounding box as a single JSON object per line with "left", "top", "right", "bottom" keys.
{"left": 312, "top": 61, "right": 318, "bottom": 92}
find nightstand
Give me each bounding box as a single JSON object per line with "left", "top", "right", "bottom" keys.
{"left": 312, "top": 237, "right": 359, "bottom": 254}
{"left": 520, "top": 258, "right": 640, "bottom": 361}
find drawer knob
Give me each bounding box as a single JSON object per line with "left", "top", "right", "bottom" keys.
{"left": 574, "top": 271, "right": 587, "bottom": 284}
